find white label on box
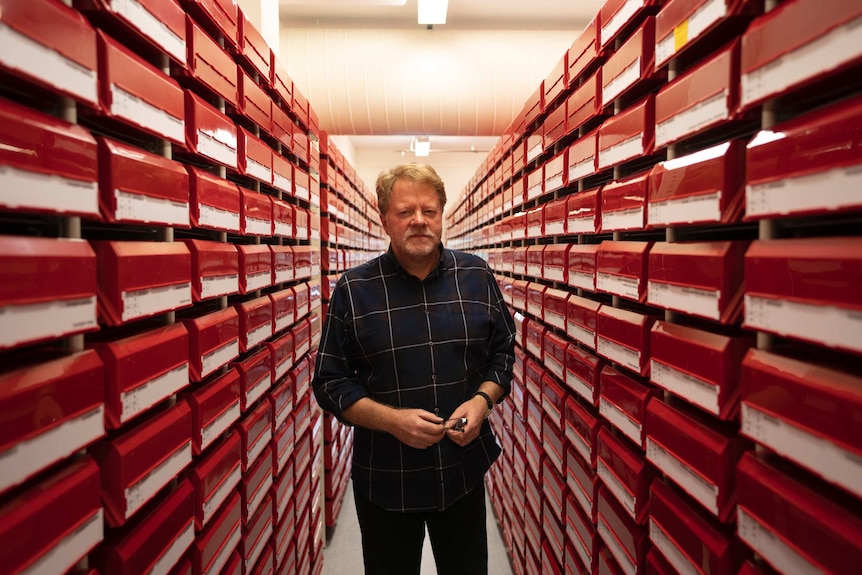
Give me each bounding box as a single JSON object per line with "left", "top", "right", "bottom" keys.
{"left": 152, "top": 520, "right": 194, "bottom": 575}
{"left": 121, "top": 282, "right": 191, "bottom": 322}
{"left": 567, "top": 215, "right": 596, "bottom": 234}
{"left": 275, "top": 355, "right": 291, "bottom": 381}
{"left": 567, "top": 426, "right": 591, "bottom": 465}
{"left": 246, "top": 521, "right": 273, "bottom": 573}
{"left": 646, "top": 438, "right": 719, "bottom": 515}
{"left": 570, "top": 270, "right": 595, "bottom": 291}
{"left": 545, "top": 220, "right": 565, "bottom": 236}
{"left": 0, "top": 295, "right": 97, "bottom": 348}
{"left": 0, "top": 22, "right": 98, "bottom": 105}
{"left": 744, "top": 294, "right": 862, "bottom": 353}
{"left": 295, "top": 183, "right": 310, "bottom": 201}
{"left": 248, "top": 475, "right": 272, "bottom": 524}
{"left": 115, "top": 189, "right": 189, "bottom": 226}
{"left": 570, "top": 474, "right": 592, "bottom": 519}
{"left": 201, "top": 274, "right": 238, "bottom": 299}
{"left": 246, "top": 322, "right": 272, "bottom": 350}
{"left": 601, "top": 0, "right": 645, "bottom": 47}
{"left": 571, "top": 524, "right": 592, "bottom": 571}
{"left": 245, "top": 157, "right": 272, "bottom": 183}
{"left": 111, "top": 85, "right": 184, "bottom": 143}
{"left": 545, "top": 266, "right": 564, "bottom": 282}
{"left": 276, "top": 312, "right": 295, "bottom": 334}
{"left": 568, "top": 371, "right": 595, "bottom": 407}
{"left": 274, "top": 268, "right": 293, "bottom": 285}
{"left": 598, "top": 459, "right": 637, "bottom": 518}
{"left": 546, "top": 356, "right": 564, "bottom": 380}
{"left": 527, "top": 340, "right": 542, "bottom": 358}
{"left": 600, "top": 396, "right": 642, "bottom": 445}
{"left": 598, "top": 516, "right": 637, "bottom": 575}
{"left": 125, "top": 440, "right": 192, "bottom": 519}
{"left": 0, "top": 165, "right": 99, "bottom": 216}
{"left": 650, "top": 359, "right": 720, "bottom": 415}
{"left": 741, "top": 14, "right": 862, "bottom": 107}
{"left": 121, "top": 363, "right": 188, "bottom": 423}
{"left": 602, "top": 206, "right": 644, "bottom": 232}
{"left": 199, "top": 203, "right": 240, "bottom": 232}
{"left": 648, "top": 280, "right": 721, "bottom": 320}
{"left": 273, "top": 172, "right": 292, "bottom": 194}
{"left": 649, "top": 519, "right": 699, "bottom": 575}
{"left": 527, "top": 263, "right": 542, "bottom": 277}
{"left": 527, "top": 143, "right": 543, "bottom": 163}
{"left": 527, "top": 182, "right": 543, "bottom": 201}
{"left": 112, "top": 0, "right": 185, "bottom": 62}
{"left": 545, "top": 173, "right": 564, "bottom": 192}
{"left": 209, "top": 519, "right": 241, "bottom": 575}
{"left": 0, "top": 405, "right": 103, "bottom": 494}
{"left": 274, "top": 220, "right": 293, "bottom": 237}
{"left": 545, "top": 310, "right": 565, "bottom": 330}
{"left": 201, "top": 401, "right": 240, "bottom": 450}
{"left": 599, "top": 135, "right": 643, "bottom": 169}
{"left": 202, "top": 462, "right": 241, "bottom": 526}
{"left": 244, "top": 215, "right": 271, "bottom": 236}
{"left": 197, "top": 129, "right": 237, "bottom": 169}
{"left": 746, "top": 164, "right": 862, "bottom": 217}
{"left": 737, "top": 506, "right": 821, "bottom": 575}
{"left": 245, "top": 270, "right": 271, "bottom": 292}
{"left": 568, "top": 322, "right": 596, "bottom": 350}
{"left": 741, "top": 403, "right": 862, "bottom": 500}
{"left": 655, "top": 0, "right": 728, "bottom": 66}
{"left": 655, "top": 90, "right": 729, "bottom": 147}
{"left": 604, "top": 58, "right": 640, "bottom": 104}
{"left": 246, "top": 372, "right": 271, "bottom": 407}
{"left": 21, "top": 508, "right": 103, "bottom": 575}
{"left": 248, "top": 428, "right": 272, "bottom": 468}
{"left": 201, "top": 339, "right": 239, "bottom": 378}
{"left": 597, "top": 272, "right": 640, "bottom": 301}
{"left": 648, "top": 191, "right": 722, "bottom": 226}
{"left": 568, "top": 157, "right": 596, "bottom": 182}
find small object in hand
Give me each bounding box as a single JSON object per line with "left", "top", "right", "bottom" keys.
{"left": 450, "top": 417, "right": 468, "bottom": 432}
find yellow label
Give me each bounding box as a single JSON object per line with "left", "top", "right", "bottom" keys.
{"left": 674, "top": 20, "right": 689, "bottom": 51}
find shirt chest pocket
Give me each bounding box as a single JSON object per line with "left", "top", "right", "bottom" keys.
{"left": 427, "top": 302, "right": 491, "bottom": 344}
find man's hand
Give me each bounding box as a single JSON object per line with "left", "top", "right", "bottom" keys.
{"left": 444, "top": 394, "right": 489, "bottom": 447}
{"left": 388, "top": 408, "right": 446, "bottom": 449}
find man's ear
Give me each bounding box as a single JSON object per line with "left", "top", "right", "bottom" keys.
{"left": 379, "top": 210, "right": 388, "bottom": 233}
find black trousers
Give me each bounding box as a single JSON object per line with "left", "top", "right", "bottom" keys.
{"left": 352, "top": 482, "right": 489, "bottom": 575}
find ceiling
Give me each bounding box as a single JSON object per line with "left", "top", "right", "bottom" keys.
{"left": 277, "top": 0, "right": 604, "bottom": 158}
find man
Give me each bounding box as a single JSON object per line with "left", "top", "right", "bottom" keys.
{"left": 312, "top": 162, "right": 516, "bottom": 574}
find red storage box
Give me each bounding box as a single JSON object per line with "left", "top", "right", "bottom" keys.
{"left": 526, "top": 244, "right": 545, "bottom": 278}
{"left": 601, "top": 18, "right": 657, "bottom": 105}
{"left": 743, "top": 237, "right": 862, "bottom": 354}
{"left": 237, "top": 67, "right": 272, "bottom": 135}
{"left": 272, "top": 198, "right": 295, "bottom": 239}
{"left": 648, "top": 139, "right": 746, "bottom": 227}
{"left": 187, "top": 165, "right": 241, "bottom": 232}
{"left": 186, "top": 431, "right": 242, "bottom": 530}
{"left": 567, "top": 489, "right": 599, "bottom": 573}
{"left": 96, "top": 31, "right": 184, "bottom": 144}
{"left": 191, "top": 489, "right": 242, "bottom": 575}
{"left": 91, "top": 240, "right": 192, "bottom": 326}
{"left": 542, "top": 287, "right": 568, "bottom": 331}
{"left": 542, "top": 370, "right": 567, "bottom": 433}
{"left": 184, "top": 89, "right": 238, "bottom": 169}
{"left": 745, "top": 94, "right": 862, "bottom": 220}
{"left": 267, "top": 328, "right": 294, "bottom": 384}
{"left": 739, "top": 0, "right": 862, "bottom": 111}
{"left": 270, "top": 288, "right": 297, "bottom": 334}
{"left": 650, "top": 320, "right": 752, "bottom": 420}
{"left": 95, "top": 322, "right": 189, "bottom": 429}
{"left": 736, "top": 452, "right": 862, "bottom": 575}
{"left": 599, "top": 363, "right": 658, "bottom": 446}
{"left": 237, "top": 400, "right": 273, "bottom": 473}
{"left": 600, "top": 172, "right": 648, "bottom": 233}
{"left": 183, "top": 14, "right": 238, "bottom": 106}
{"left": 91, "top": 400, "right": 192, "bottom": 527}
{"left": 600, "top": 0, "right": 661, "bottom": 49}
{"left": 238, "top": 243, "right": 274, "bottom": 294}
{"left": 566, "top": 70, "right": 603, "bottom": 138}
{"left": 268, "top": 373, "right": 294, "bottom": 432}
{"left": 654, "top": 40, "right": 740, "bottom": 149}
{"left": 565, "top": 128, "right": 599, "bottom": 184}
{"left": 544, "top": 102, "right": 569, "bottom": 153}
{"left": 0, "top": 456, "right": 102, "bottom": 574}
{"left": 0, "top": 350, "right": 104, "bottom": 493}
{"left": 293, "top": 245, "right": 314, "bottom": 279}
{"left": 183, "top": 368, "right": 241, "bottom": 455}
{"left": 0, "top": 0, "right": 98, "bottom": 106}
{"left": 0, "top": 236, "right": 98, "bottom": 350}
{"left": 236, "top": 295, "right": 274, "bottom": 353}
{"left": 238, "top": 126, "right": 273, "bottom": 185}
{"left": 240, "top": 445, "right": 273, "bottom": 526}
{"left": 272, "top": 151, "right": 294, "bottom": 198}
{"left": 565, "top": 394, "right": 603, "bottom": 470}
{"left": 184, "top": 306, "right": 240, "bottom": 382}
{"left": 237, "top": 11, "right": 271, "bottom": 83}
{"left": 740, "top": 349, "right": 862, "bottom": 500}
{"left": 646, "top": 398, "right": 748, "bottom": 522}
{"left": 566, "top": 294, "right": 602, "bottom": 351}
{"left": 273, "top": 419, "right": 295, "bottom": 497}
{"left": 93, "top": 480, "right": 195, "bottom": 575}
{"left": 231, "top": 346, "right": 272, "bottom": 411}
{"left": 0, "top": 97, "right": 99, "bottom": 218}
{"left": 97, "top": 137, "right": 190, "bottom": 228}
{"left": 597, "top": 427, "right": 657, "bottom": 525}
{"left": 544, "top": 152, "right": 567, "bottom": 198}
{"left": 567, "top": 244, "right": 600, "bottom": 293}
{"left": 271, "top": 246, "right": 295, "bottom": 286}
{"left": 543, "top": 246, "right": 569, "bottom": 284}
{"left": 184, "top": 239, "right": 239, "bottom": 302}
{"left": 596, "top": 240, "right": 653, "bottom": 303}
{"left": 566, "top": 187, "right": 601, "bottom": 235}
{"left": 647, "top": 240, "right": 749, "bottom": 323}
{"left": 648, "top": 480, "right": 748, "bottom": 575}
{"left": 565, "top": 344, "right": 603, "bottom": 407}
{"left": 597, "top": 485, "right": 650, "bottom": 575}
{"left": 598, "top": 95, "right": 655, "bottom": 170}
{"left": 240, "top": 188, "right": 274, "bottom": 238}
{"left": 294, "top": 166, "right": 312, "bottom": 203}
{"left": 568, "top": 13, "right": 601, "bottom": 84}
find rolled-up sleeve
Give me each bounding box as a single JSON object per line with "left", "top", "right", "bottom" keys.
{"left": 311, "top": 277, "right": 368, "bottom": 424}
{"left": 481, "top": 267, "right": 516, "bottom": 400}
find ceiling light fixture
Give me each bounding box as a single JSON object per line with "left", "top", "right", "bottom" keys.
{"left": 417, "top": 0, "right": 448, "bottom": 25}
{"left": 413, "top": 136, "right": 431, "bottom": 157}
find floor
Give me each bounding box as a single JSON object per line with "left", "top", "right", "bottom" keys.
{"left": 322, "top": 479, "right": 515, "bottom": 575}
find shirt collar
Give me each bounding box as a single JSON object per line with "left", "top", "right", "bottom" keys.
{"left": 384, "top": 244, "right": 448, "bottom": 281}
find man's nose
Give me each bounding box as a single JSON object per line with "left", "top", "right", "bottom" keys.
{"left": 410, "top": 210, "right": 427, "bottom": 225}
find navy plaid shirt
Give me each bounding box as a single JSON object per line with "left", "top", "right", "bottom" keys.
{"left": 312, "top": 245, "right": 516, "bottom": 512}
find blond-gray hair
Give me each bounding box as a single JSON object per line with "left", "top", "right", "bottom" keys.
{"left": 375, "top": 163, "right": 447, "bottom": 215}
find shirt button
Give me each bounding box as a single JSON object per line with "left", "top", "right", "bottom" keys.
{"left": 432, "top": 374, "right": 436, "bottom": 381}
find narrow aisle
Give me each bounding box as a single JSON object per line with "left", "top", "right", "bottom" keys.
{"left": 322, "top": 479, "right": 515, "bottom": 575}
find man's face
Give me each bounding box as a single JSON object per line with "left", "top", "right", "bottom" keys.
{"left": 381, "top": 178, "right": 443, "bottom": 262}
